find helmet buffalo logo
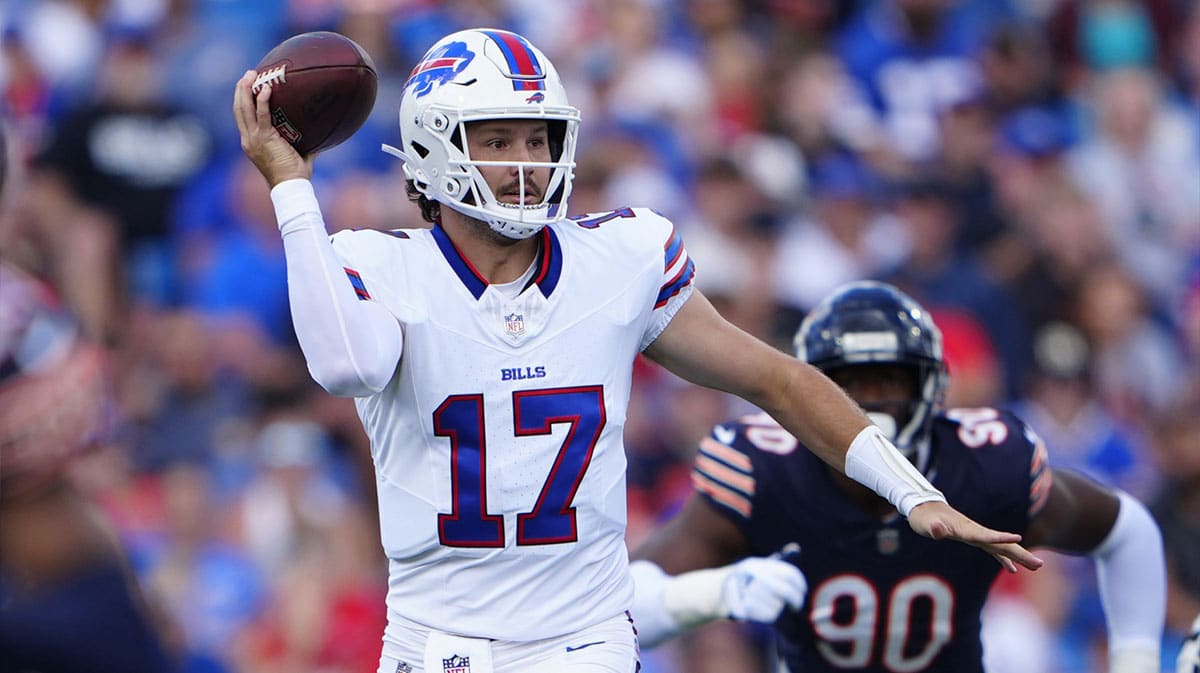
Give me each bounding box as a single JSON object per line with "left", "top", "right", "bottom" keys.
{"left": 406, "top": 41, "right": 475, "bottom": 98}
{"left": 524, "top": 92, "right": 545, "bottom": 104}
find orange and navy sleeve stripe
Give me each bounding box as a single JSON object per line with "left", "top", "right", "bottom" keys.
{"left": 692, "top": 435, "right": 755, "bottom": 519}
{"left": 656, "top": 227, "right": 694, "bottom": 309}
{"left": 344, "top": 268, "right": 370, "bottom": 300}
{"left": 1028, "top": 436, "right": 1053, "bottom": 518}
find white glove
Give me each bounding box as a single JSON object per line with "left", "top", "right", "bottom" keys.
{"left": 721, "top": 556, "right": 807, "bottom": 623}
{"left": 1179, "top": 614, "right": 1200, "bottom": 673}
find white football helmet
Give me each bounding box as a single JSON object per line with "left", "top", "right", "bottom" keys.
{"left": 384, "top": 28, "right": 581, "bottom": 239}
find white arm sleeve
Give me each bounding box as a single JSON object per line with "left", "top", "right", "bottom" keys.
{"left": 1092, "top": 491, "right": 1166, "bottom": 673}
{"left": 629, "top": 557, "right": 806, "bottom": 649}
{"left": 271, "top": 179, "right": 403, "bottom": 397}
{"left": 844, "top": 425, "right": 946, "bottom": 516}
{"left": 629, "top": 559, "right": 730, "bottom": 649}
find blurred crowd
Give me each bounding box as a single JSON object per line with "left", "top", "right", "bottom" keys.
{"left": 0, "top": 0, "right": 1197, "bottom": 672}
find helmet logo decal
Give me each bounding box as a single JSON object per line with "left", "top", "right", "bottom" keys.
{"left": 525, "top": 92, "right": 545, "bottom": 104}
{"left": 480, "top": 29, "right": 546, "bottom": 91}
{"left": 405, "top": 41, "right": 475, "bottom": 98}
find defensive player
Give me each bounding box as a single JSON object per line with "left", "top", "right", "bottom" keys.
{"left": 631, "top": 281, "right": 1166, "bottom": 673}
{"left": 233, "top": 29, "right": 1040, "bottom": 673}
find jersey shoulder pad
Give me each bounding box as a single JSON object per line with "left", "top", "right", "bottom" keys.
{"left": 565, "top": 207, "right": 678, "bottom": 253}
{"left": 936, "top": 407, "right": 1037, "bottom": 459}
{"left": 692, "top": 418, "right": 760, "bottom": 520}
{"left": 330, "top": 227, "right": 414, "bottom": 266}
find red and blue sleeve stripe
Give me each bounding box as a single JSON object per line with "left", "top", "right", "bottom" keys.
{"left": 481, "top": 29, "right": 546, "bottom": 91}
{"left": 344, "top": 268, "right": 371, "bottom": 300}
{"left": 655, "top": 228, "right": 694, "bottom": 309}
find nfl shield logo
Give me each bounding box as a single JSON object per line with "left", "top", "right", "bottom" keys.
{"left": 443, "top": 654, "right": 470, "bottom": 673}
{"left": 504, "top": 313, "right": 525, "bottom": 336}
{"left": 877, "top": 528, "right": 900, "bottom": 555}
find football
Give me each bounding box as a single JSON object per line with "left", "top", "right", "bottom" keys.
{"left": 253, "top": 31, "right": 378, "bottom": 156}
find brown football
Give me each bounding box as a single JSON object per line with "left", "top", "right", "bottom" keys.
{"left": 253, "top": 31, "right": 378, "bottom": 156}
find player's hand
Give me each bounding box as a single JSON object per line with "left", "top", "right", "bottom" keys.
{"left": 721, "top": 556, "right": 807, "bottom": 623}
{"left": 907, "top": 500, "right": 1044, "bottom": 573}
{"left": 232, "top": 70, "right": 313, "bottom": 187}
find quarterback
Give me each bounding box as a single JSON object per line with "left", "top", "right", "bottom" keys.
{"left": 233, "top": 28, "right": 1041, "bottom": 673}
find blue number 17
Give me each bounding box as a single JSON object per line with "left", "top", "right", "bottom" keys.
{"left": 433, "top": 386, "right": 606, "bottom": 548}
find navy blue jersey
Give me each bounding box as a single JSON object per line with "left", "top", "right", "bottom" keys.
{"left": 692, "top": 408, "right": 1050, "bottom": 673}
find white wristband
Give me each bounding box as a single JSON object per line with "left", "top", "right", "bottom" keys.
{"left": 844, "top": 425, "right": 945, "bottom": 516}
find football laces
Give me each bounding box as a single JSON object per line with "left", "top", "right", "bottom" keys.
{"left": 253, "top": 65, "right": 288, "bottom": 93}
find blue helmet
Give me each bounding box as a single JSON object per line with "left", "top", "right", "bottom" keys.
{"left": 794, "top": 281, "right": 948, "bottom": 473}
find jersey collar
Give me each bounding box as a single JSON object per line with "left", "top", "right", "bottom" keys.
{"left": 432, "top": 224, "right": 563, "bottom": 300}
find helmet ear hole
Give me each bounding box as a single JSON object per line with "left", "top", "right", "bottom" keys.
{"left": 411, "top": 142, "right": 430, "bottom": 159}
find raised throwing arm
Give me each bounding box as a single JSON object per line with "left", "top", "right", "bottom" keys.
{"left": 233, "top": 71, "right": 402, "bottom": 396}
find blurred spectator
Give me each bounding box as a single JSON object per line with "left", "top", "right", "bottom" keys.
{"left": 772, "top": 50, "right": 865, "bottom": 164}
{"left": 121, "top": 310, "right": 256, "bottom": 472}
{"left": 833, "top": 0, "right": 1009, "bottom": 167}
{"left": 583, "top": 0, "right": 716, "bottom": 159}
{"left": 880, "top": 175, "right": 1030, "bottom": 399}
{"left": 176, "top": 160, "right": 294, "bottom": 347}
{"left": 137, "top": 461, "right": 266, "bottom": 671}
{"left": 1066, "top": 66, "right": 1200, "bottom": 308}
{"left": 1147, "top": 400, "right": 1200, "bottom": 636}
{"left": 979, "top": 20, "right": 1062, "bottom": 117}
{"left": 680, "top": 157, "right": 777, "bottom": 338}
{"left": 1075, "top": 262, "right": 1189, "bottom": 421}
{"left": 0, "top": 110, "right": 174, "bottom": 673}
{"left": 1010, "top": 321, "right": 1152, "bottom": 497}
{"left": 771, "top": 152, "right": 905, "bottom": 328}
{"left": 0, "top": 259, "right": 174, "bottom": 673}
{"left": 928, "top": 78, "right": 1008, "bottom": 257}
{"left": 1002, "top": 183, "right": 1113, "bottom": 337}
{"left": 1046, "top": 0, "right": 1186, "bottom": 89}
{"left": 23, "top": 27, "right": 215, "bottom": 341}
{"left": 235, "top": 417, "right": 351, "bottom": 575}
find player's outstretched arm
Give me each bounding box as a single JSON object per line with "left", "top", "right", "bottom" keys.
{"left": 645, "top": 291, "right": 1041, "bottom": 570}
{"left": 1023, "top": 470, "right": 1165, "bottom": 673}
{"left": 233, "top": 72, "right": 402, "bottom": 396}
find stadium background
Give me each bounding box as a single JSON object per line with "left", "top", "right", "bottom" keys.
{"left": 0, "top": 0, "right": 1197, "bottom": 671}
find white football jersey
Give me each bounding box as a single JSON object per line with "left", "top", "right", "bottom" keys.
{"left": 329, "top": 207, "right": 695, "bottom": 641}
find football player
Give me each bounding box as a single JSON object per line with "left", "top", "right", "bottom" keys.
{"left": 0, "top": 128, "right": 173, "bottom": 671}
{"left": 233, "top": 29, "right": 1040, "bottom": 673}
{"left": 630, "top": 281, "right": 1166, "bottom": 673}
